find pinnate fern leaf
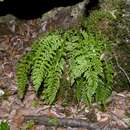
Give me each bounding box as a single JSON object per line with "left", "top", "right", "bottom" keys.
{"left": 43, "top": 58, "right": 64, "bottom": 104}
{"left": 96, "top": 61, "right": 113, "bottom": 104}
{"left": 16, "top": 52, "right": 33, "bottom": 99}
{"left": 16, "top": 29, "right": 113, "bottom": 105}
{"left": 32, "top": 34, "right": 64, "bottom": 92}
{"left": 67, "top": 31, "right": 112, "bottom": 104}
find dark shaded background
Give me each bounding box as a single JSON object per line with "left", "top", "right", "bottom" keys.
{"left": 0, "top": 0, "right": 99, "bottom": 19}
{"left": 0, "top": 0, "right": 84, "bottom": 19}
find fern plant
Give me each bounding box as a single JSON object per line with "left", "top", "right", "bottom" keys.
{"left": 31, "top": 34, "right": 64, "bottom": 91}
{"left": 64, "top": 30, "right": 113, "bottom": 104}
{"left": 16, "top": 29, "right": 113, "bottom": 105}
{"left": 16, "top": 33, "right": 65, "bottom": 104}
{"left": 16, "top": 5, "right": 115, "bottom": 105}
{"left": 16, "top": 52, "right": 33, "bottom": 99}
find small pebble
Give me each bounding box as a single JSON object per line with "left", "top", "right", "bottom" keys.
{"left": 0, "top": 89, "right": 5, "bottom": 96}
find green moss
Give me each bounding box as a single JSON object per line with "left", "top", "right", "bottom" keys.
{"left": 82, "top": 10, "right": 115, "bottom": 34}
{"left": 99, "top": 0, "right": 125, "bottom": 18}
{"left": 48, "top": 117, "right": 60, "bottom": 126}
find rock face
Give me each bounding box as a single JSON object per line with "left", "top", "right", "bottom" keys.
{"left": 38, "top": 0, "right": 89, "bottom": 31}
{"left": 127, "top": 0, "right": 130, "bottom": 4}
{"left": 0, "top": 0, "right": 89, "bottom": 35}
{"left": 0, "top": 0, "right": 87, "bottom": 19}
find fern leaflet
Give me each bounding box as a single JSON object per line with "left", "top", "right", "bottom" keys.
{"left": 32, "top": 34, "right": 64, "bottom": 92}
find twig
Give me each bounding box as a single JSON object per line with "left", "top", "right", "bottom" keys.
{"left": 24, "top": 115, "right": 122, "bottom": 130}
{"left": 114, "top": 55, "right": 130, "bottom": 86}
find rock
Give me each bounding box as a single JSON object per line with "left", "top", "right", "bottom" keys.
{"left": 38, "top": 0, "right": 89, "bottom": 32}
{"left": 0, "top": 89, "right": 4, "bottom": 96}
{"left": 0, "top": 0, "right": 88, "bottom": 19}
{"left": 126, "top": 0, "right": 130, "bottom": 5}
{"left": 0, "top": 14, "right": 16, "bottom": 35}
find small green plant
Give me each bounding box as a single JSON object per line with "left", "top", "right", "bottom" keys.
{"left": 16, "top": 32, "right": 65, "bottom": 104}
{"left": 48, "top": 117, "right": 60, "bottom": 126}
{"left": 16, "top": 28, "right": 113, "bottom": 105}
{"left": 82, "top": 9, "right": 115, "bottom": 40}
{"left": 23, "top": 120, "right": 35, "bottom": 130}
{"left": 0, "top": 120, "right": 10, "bottom": 130}
{"left": 64, "top": 30, "right": 113, "bottom": 104}
{"left": 16, "top": 6, "right": 115, "bottom": 105}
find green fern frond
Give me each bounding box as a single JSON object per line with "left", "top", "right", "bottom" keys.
{"left": 16, "top": 41, "right": 40, "bottom": 99}
{"left": 96, "top": 60, "right": 113, "bottom": 104}
{"left": 42, "top": 45, "right": 65, "bottom": 104}
{"left": 43, "top": 58, "right": 64, "bottom": 104}
{"left": 67, "top": 31, "right": 112, "bottom": 104}
{"left": 75, "top": 77, "right": 86, "bottom": 102}
{"left": 16, "top": 52, "right": 33, "bottom": 99}
{"left": 32, "top": 34, "right": 64, "bottom": 92}
{"left": 69, "top": 31, "right": 103, "bottom": 79}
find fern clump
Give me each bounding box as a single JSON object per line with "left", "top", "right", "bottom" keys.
{"left": 16, "top": 33, "right": 65, "bottom": 103}
{"left": 16, "top": 1, "right": 116, "bottom": 105}
{"left": 16, "top": 29, "right": 113, "bottom": 105}
{"left": 65, "top": 30, "right": 113, "bottom": 104}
